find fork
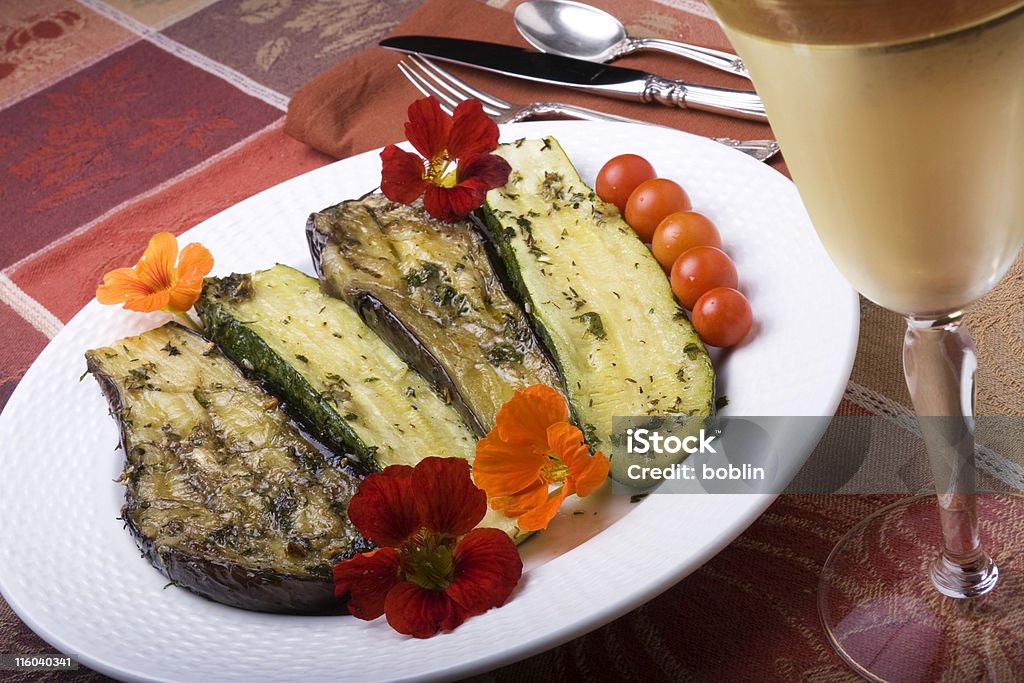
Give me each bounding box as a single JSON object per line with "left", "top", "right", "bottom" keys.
{"left": 397, "top": 56, "right": 780, "bottom": 163}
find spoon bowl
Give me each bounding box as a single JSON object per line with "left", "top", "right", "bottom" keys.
{"left": 514, "top": 0, "right": 750, "bottom": 79}
{"left": 515, "top": 0, "right": 628, "bottom": 62}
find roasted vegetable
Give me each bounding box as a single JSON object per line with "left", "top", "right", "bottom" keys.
{"left": 196, "top": 264, "right": 477, "bottom": 470}
{"left": 307, "top": 193, "right": 561, "bottom": 435}
{"left": 481, "top": 137, "right": 716, "bottom": 449}
{"left": 196, "top": 264, "right": 527, "bottom": 543}
{"left": 86, "top": 323, "right": 368, "bottom": 614}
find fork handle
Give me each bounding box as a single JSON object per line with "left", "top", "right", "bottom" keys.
{"left": 515, "top": 102, "right": 650, "bottom": 124}
{"left": 644, "top": 76, "right": 767, "bottom": 122}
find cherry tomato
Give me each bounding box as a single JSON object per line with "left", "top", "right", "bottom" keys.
{"left": 624, "top": 178, "right": 692, "bottom": 243}
{"left": 670, "top": 246, "right": 738, "bottom": 309}
{"left": 692, "top": 287, "right": 753, "bottom": 347}
{"left": 651, "top": 211, "right": 722, "bottom": 272}
{"left": 595, "top": 154, "right": 657, "bottom": 213}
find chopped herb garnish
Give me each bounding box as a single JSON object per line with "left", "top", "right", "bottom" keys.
{"left": 485, "top": 342, "right": 524, "bottom": 366}
{"left": 192, "top": 389, "right": 210, "bottom": 409}
{"left": 572, "top": 311, "right": 606, "bottom": 340}
{"left": 580, "top": 423, "right": 599, "bottom": 446}
{"left": 403, "top": 261, "right": 441, "bottom": 288}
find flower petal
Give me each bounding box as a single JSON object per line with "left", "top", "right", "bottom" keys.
{"left": 494, "top": 385, "right": 569, "bottom": 449}
{"left": 134, "top": 232, "right": 178, "bottom": 293}
{"left": 516, "top": 485, "right": 569, "bottom": 532}
{"left": 447, "top": 528, "right": 522, "bottom": 616}
{"left": 456, "top": 152, "right": 511, "bottom": 190}
{"left": 347, "top": 464, "right": 421, "bottom": 547}
{"left": 380, "top": 145, "right": 428, "bottom": 205}
{"left": 165, "top": 281, "right": 203, "bottom": 314}
{"left": 447, "top": 99, "right": 499, "bottom": 159}
{"left": 332, "top": 547, "right": 401, "bottom": 621}
{"left": 473, "top": 435, "right": 546, "bottom": 498}
{"left": 166, "top": 242, "right": 214, "bottom": 312}
{"left": 165, "top": 282, "right": 203, "bottom": 314}
{"left": 384, "top": 580, "right": 464, "bottom": 638}
{"left": 96, "top": 267, "right": 147, "bottom": 305}
{"left": 405, "top": 97, "right": 452, "bottom": 161}
{"left": 412, "top": 457, "right": 486, "bottom": 537}
{"left": 123, "top": 289, "right": 171, "bottom": 313}
{"left": 488, "top": 480, "right": 549, "bottom": 519}
{"left": 421, "top": 184, "right": 456, "bottom": 222}
{"left": 421, "top": 183, "right": 485, "bottom": 222}
{"left": 176, "top": 242, "right": 214, "bottom": 286}
{"left": 547, "top": 422, "right": 610, "bottom": 498}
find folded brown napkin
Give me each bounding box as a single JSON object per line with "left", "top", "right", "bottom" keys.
{"left": 284, "top": 0, "right": 776, "bottom": 161}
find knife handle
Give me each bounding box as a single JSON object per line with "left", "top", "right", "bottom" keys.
{"left": 644, "top": 76, "right": 767, "bottom": 122}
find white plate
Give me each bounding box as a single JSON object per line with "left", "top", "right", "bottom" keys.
{"left": 0, "top": 121, "right": 858, "bottom": 682}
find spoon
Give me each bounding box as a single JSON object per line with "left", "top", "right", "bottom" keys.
{"left": 514, "top": 0, "right": 750, "bottom": 80}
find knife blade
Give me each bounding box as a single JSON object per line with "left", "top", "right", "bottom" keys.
{"left": 379, "top": 36, "right": 766, "bottom": 122}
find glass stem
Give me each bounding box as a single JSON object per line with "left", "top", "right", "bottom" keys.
{"left": 903, "top": 314, "right": 998, "bottom": 599}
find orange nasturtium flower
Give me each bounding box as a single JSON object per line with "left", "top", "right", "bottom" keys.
{"left": 96, "top": 232, "right": 213, "bottom": 315}
{"left": 473, "top": 385, "right": 611, "bottom": 531}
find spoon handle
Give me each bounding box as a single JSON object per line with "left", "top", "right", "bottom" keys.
{"left": 644, "top": 76, "right": 767, "bottom": 122}
{"left": 628, "top": 38, "right": 749, "bottom": 79}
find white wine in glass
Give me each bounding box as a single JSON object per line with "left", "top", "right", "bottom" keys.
{"left": 704, "top": 0, "right": 1024, "bottom": 679}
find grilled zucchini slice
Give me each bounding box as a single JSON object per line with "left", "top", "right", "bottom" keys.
{"left": 307, "top": 193, "right": 561, "bottom": 434}
{"left": 481, "top": 137, "right": 715, "bottom": 449}
{"left": 86, "top": 323, "right": 367, "bottom": 614}
{"left": 195, "top": 264, "right": 476, "bottom": 470}
{"left": 196, "top": 264, "right": 527, "bottom": 543}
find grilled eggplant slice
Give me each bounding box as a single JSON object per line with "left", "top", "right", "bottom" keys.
{"left": 86, "top": 323, "right": 367, "bottom": 614}
{"left": 195, "top": 264, "right": 477, "bottom": 469}
{"left": 482, "top": 137, "right": 715, "bottom": 449}
{"left": 307, "top": 194, "right": 561, "bottom": 435}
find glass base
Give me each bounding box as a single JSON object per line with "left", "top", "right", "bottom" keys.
{"left": 819, "top": 494, "right": 1024, "bottom": 682}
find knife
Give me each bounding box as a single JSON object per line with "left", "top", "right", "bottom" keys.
{"left": 380, "top": 36, "right": 766, "bottom": 122}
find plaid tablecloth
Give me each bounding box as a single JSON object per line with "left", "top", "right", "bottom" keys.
{"left": 1, "top": 1, "right": 1022, "bottom": 681}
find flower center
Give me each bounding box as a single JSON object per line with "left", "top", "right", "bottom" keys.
{"left": 402, "top": 529, "right": 456, "bottom": 591}
{"left": 541, "top": 455, "right": 569, "bottom": 485}
{"left": 424, "top": 153, "right": 458, "bottom": 188}
{"left": 437, "top": 168, "right": 459, "bottom": 189}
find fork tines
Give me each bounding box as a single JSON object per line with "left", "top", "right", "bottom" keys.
{"left": 397, "top": 55, "right": 510, "bottom": 116}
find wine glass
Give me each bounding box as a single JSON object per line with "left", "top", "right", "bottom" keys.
{"left": 703, "top": 0, "right": 1024, "bottom": 679}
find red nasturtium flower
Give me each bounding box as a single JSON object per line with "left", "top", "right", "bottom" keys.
{"left": 333, "top": 457, "right": 522, "bottom": 638}
{"left": 95, "top": 232, "right": 213, "bottom": 314}
{"left": 380, "top": 96, "right": 512, "bottom": 222}
{"left": 473, "top": 385, "right": 611, "bottom": 531}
